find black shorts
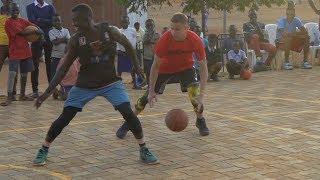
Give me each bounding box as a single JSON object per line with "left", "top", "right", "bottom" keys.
{"left": 155, "top": 68, "right": 198, "bottom": 94}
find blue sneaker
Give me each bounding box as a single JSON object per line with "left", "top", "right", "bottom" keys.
{"left": 140, "top": 146, "right": 159, "bottom": 164}
{"left": 301, "top": 61, "right": 312, "bottom": 69}
{"left": 283, "top": 62, "right": 293, "bottom": 70}
{"left": 33, "top": 148, "right": 48, "bottom": 166}
{"left": 116, "top": 122, "right": 129, "bottom": 139}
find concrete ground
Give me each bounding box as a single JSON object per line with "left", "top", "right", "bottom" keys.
{"left": 0, "top": 64, "right": 320, "bottom": 179}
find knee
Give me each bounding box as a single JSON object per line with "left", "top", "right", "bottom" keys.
{"left": 187, "top": 83, "right": 203, "bottom": 113}
{"left": 55, "top": 106, "right": 79, "bottom": 126}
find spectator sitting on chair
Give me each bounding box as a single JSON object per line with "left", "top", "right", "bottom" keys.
{"left": 222, "top": 25, "right": 245, "bottom": 53}
{"left": 206, "top": 34, "right": 222, "bottom": 81}
{"left": 243, "top": 9, "right": 276, "bottom": 70}
{"left": 226, "top": 41, "right": 249, "bottom": 79}
{"left": 276, "top": 7, "right": 312, "bottom": 70}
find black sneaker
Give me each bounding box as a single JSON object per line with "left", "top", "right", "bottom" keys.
{"left": 116, "top": 122, "right": 129, "bottom": 139}
{"left": 196, "top": 118, "right": 210, "bottom": 136}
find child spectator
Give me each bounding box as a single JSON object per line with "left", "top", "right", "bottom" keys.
{"left": 226, "top": 41, "right": 249, "bottom": 79}
{"left": 49, "top": 14, "right": 70, "bottom": 99}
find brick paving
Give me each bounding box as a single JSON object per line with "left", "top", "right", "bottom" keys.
{"left": 0, "top": 65, "right": 320, "bottom": 179}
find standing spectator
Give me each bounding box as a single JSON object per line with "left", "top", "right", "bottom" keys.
{"left": 134, "top": 22, "right": 145, "bottom": 87}
{"left": 222, "top": 25, "right": 245, "bottom": 52}
{"left": 161, "top": 27, "right": 169, "bottom": 35}
{"left": 26, "top": 0, "right": 56, "bottom": 98}
{"left": 243, "top": 9, "right": 276, "bottom": 68}
{"left": 276, "top": 7, "right": 312, "bottom": 70}
{"left": 143, "top": 19, "right": 159, "bottom": 84}
{"left": 134, "top": 22, "right": 144, "bottom": 66}
{"left": 1, "top": 3, "right": 42, "bottom": 106}
{"left": 49, "top": 14, "right": 70, "bottom": 99}
{"left": 117, "top": 15, "right": 140, "bottom": 89}
{"left": 0, "top": 0, "right": 17, "bottom": 97}
{"left": 0, "top": 0, "right": 11, "bottom": 71}
{"left": 226, "top": 41, "right": 249, "bottom": 79}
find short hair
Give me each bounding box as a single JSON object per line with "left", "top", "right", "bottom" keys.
{"left": 171, "top": 12, "right": 188, "bottom": 24}
{"left": 134, "top": 22, "right": 140, "bottom": 26}
{"left": 72, "top": 4, "right": 93, "bottom": 17}
{"left": 145, "top": 18, "right": 154, "bottom": 24}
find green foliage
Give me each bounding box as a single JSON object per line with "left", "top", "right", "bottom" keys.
{"left": 115, "top": 0, "right": 286, "bottom": 14}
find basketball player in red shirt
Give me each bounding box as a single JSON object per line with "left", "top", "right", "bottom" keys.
{"left": 117, "top": 13, "right": 209, "bottom": 138}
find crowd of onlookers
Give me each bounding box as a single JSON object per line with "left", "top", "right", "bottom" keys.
{"left": 0, "top": 0, "right": 319, "bottom": 106}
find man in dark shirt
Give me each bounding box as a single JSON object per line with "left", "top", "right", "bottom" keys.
{"left": 243, "top": 9, "right": 276, "bottom": 69}
{"left": 32, "top": 4, "right": 158, "bottom": 166}
{"left": 222, "top": 25, "right": 245, "bottom": 52}
{"left": 26, "top": 0, "right": 56, "bottom": 98}
{"left": 206, "top": 34, "right": 222, "bottom": 81}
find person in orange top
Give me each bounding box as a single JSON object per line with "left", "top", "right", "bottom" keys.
{"left": 116, "top": 13, "right": 210, "bottom": 138}
{"left": 1, "top": 3, "right": 42, "bottom": 106}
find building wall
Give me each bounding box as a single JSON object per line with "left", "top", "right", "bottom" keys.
{"left": 53, "top": 0, "right": 126, "bottom": 32}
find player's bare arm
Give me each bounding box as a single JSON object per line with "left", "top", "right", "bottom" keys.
{"left": 35, "top": 36, "right": 77, "bottom": 108}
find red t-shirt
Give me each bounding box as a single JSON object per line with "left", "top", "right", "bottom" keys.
{"left": 155, "top": 30, "right": 206, "bottom": 74}
{"left": 5, "top": 17, "right": 33, "bottom": 60}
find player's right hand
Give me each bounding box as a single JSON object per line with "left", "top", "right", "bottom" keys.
{"left": 34, "top": 93, "right": 49, "bottom": 109}
{"left": 148, "top": 91, "right": 157, "bottom": 108}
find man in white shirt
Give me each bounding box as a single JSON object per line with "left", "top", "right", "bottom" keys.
{"left": 117, "top": 15, "right": 142, "bottom": 89}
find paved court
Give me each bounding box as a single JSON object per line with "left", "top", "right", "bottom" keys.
{"left": 0, "top": 66, "right": 320, "bottom": 179}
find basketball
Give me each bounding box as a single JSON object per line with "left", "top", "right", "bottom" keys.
{"left": 165, "top": 109, "right": 189, "bottom": 132}
{"left": 23, "top": 26, "right": 41, "bottom": 42}
{"left": 240, "top": 70, "right": 252, "bottom": 80}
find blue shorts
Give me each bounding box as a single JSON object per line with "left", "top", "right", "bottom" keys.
{"left": 9, "top": 58, "right": 34, "bottom": 73}
{"left": 64, "top": 81, "right": 130, "bottom": 111}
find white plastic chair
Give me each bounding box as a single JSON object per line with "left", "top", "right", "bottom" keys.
{"left": 305, "top": 22, "right": 320, "bottom": 65}
{"left": 265, "top": 24, "right": 278, "bottom": 46}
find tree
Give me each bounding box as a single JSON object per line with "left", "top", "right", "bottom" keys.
{"left": 115, "top": 0, "right": 286, "bottom": 33}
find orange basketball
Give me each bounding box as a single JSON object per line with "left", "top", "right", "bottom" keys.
{"left": 23, "top": 26, "right": 40, "bottom": 42}
{"left": 165, "top": 109, "right": 189, "bottom": 132}
{"left": 240, "top": 70, "right": 252, "bottom": 80}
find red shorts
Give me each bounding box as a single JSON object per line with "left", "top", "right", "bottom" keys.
{"left": 278, "top": 37, "right": 306, "bottom": 53}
